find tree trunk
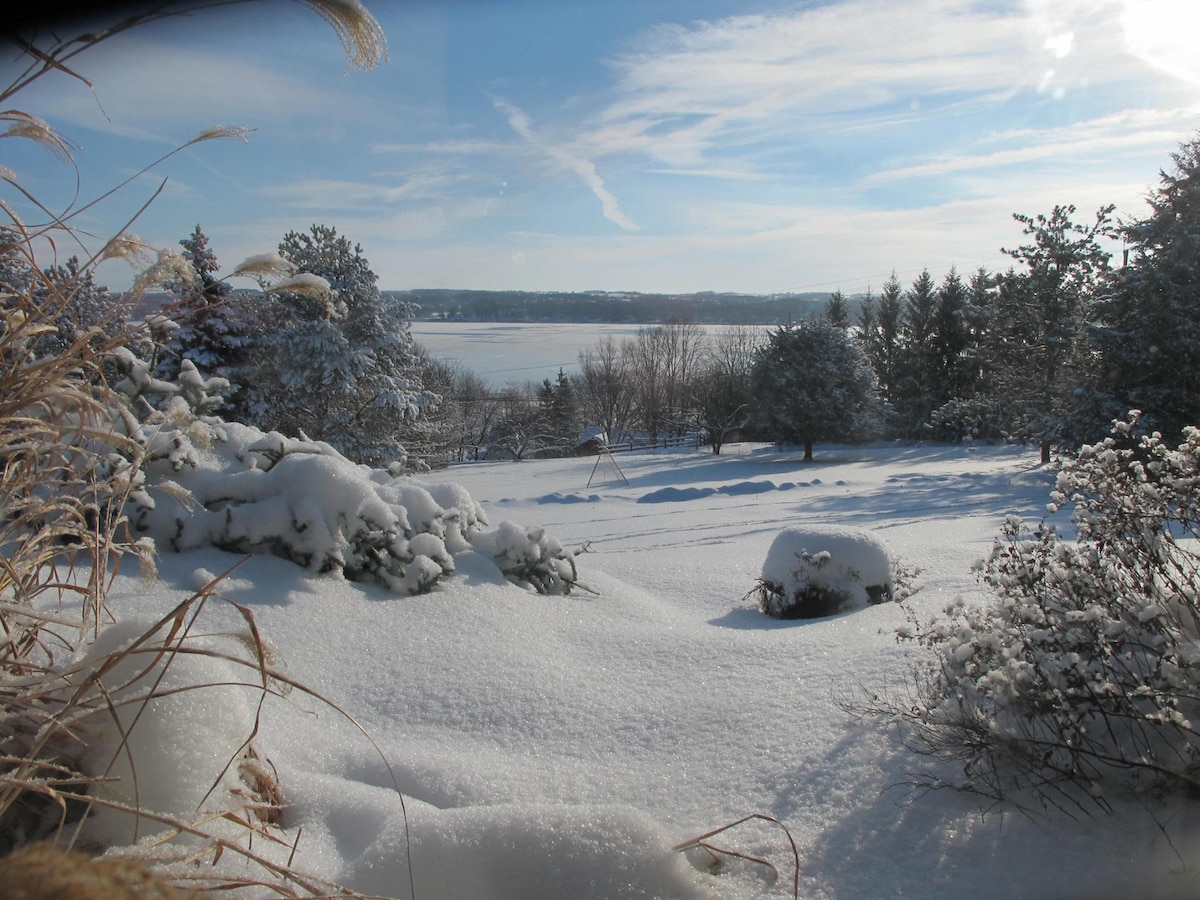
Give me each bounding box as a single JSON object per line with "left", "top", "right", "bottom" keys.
{"left": 804, "top": 441, "right": 814, "bottom": 461}
{"left": 1041, "top": 440, "right": 1051, "bottom": 464}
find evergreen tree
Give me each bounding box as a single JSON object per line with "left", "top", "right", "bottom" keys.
{"left": 1092, "top": 133, "right": 1200, "bottom": 439}
{"left": 0, "top": 231, "right": 33, "bottom": 301}
{"left": 998, "top": 204, "right": 1115, "bottom": 461}
{"left": 872, "top": 272, "right": 904, "bottom": 415}
{"left": 856, "top": 287, "right": 878, "bottom": 356}
{"left": 932, "top": 267, "right": 969, "bottom": 404}
{"left": 750, "top": 320, "right": 881, "bottom": 461}
{"left": 895, "top": 268, "right": 938, "bottom": 435}
{"left": 928, "top": 267, "right": 1004, "bottom": 442}
{"left": 963, "top": 266, "right": 995, "bottom": 396}
{"left": 248, "top": 224, "right": 433, "bottom": 467}
{"left": 824, "top": 289, "right": 850, "bottom": 328}
{"left": 537, "top": 368, "right": 580, "bottom": 452}
{"left": 32, "top": 256, "right": 122, "bottom": 358}
{"left": 155, "top": 225, "right": 258, "bottom": 417}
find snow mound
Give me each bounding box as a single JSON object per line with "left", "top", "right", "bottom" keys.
{"left": 71, "top": 616, "right": 265, "bottom": 847}
{"left": 342, "top": 803, "right": 715, "bottom": 900}
{"left": 757, "top": 525, "right": 894, "bottom": 618}
{"left": 638, "top": 480, "right": 809, "bottom": 504}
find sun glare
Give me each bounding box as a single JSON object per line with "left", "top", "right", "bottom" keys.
{"left": 1120, "top": 0, "right": 1200, "bottom": 87}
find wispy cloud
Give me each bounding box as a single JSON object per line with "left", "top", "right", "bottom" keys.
{"left": 580, "top": 0, "right": 1188, "bottom": 178}
{"left": 863, "top": 106, "right": 1200, "bottom": 187}
{"left": 493, "top": 98, "right": 638, "bottom": 231}
{"left": 258, "top": 171, "right": 467, "bottom": 210}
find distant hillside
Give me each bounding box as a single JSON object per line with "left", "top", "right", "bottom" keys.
{"left": 387, "top": 288, "right": 844, "bottom": 325}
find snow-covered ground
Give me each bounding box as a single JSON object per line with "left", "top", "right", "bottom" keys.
{"left": 100, "top": 441, "right": 1197, "bottom": 898}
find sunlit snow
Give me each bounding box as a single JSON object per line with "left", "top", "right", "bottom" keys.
{"left": 94, "top": 441, "right": 1199, "bottom": 899}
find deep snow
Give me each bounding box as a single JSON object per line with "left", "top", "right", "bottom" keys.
{"left": 96, "top": 441, "right": 1200, "bottom": 898}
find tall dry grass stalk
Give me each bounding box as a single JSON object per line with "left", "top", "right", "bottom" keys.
{"left": 1, "top": 4, "right": 413, "bottom": 897}
{"left": 0, "top": 232, "right": 153, "bottom": 662}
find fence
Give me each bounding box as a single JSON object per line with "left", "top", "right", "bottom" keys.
{"left": 605, "top": 433, "right": 703, "bottom": 453}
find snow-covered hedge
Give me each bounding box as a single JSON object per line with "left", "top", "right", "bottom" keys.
{"left": 755, "top": 525, "right": 894, "bottom": 618}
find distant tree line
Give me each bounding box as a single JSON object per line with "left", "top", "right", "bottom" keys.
{"left": 392, "top": 288, "right": 832, "bottom": 325}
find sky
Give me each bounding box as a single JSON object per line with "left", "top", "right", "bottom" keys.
{"left": 4, "top": 0, "right": 1200, "bottom": 295}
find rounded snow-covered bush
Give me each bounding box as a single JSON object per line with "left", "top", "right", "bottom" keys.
{"left": 127, "top": 416, "right": 580, "bottom": 597}
{"left": 756, "top": 525, "right": 894, "bottom": 619}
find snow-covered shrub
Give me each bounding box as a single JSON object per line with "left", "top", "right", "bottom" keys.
{"left": 754, "top": 525, "right": 894, "bottom": 619}
{"left": 127, "top": 408, "right": 581, "bottom": 596}
{"left": 885, "top": 413, "right": 1200, "bottom": 813}
{"left": 131, "top": 421, "right": 457, "bottom": 594}
{"left": 423, "top": 481, "right": 489, "bottom": 553}
{"left": 471, "top": 520, "right": 580, "bottom": 595}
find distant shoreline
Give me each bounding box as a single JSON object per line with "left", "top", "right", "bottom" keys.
{"left": 389, "top": 287, "right": 843, "bottom": 325}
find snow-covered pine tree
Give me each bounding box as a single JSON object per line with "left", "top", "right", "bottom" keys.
{"left": 1091, "top": 133, "right": 1200, "bottom": 441}
{"left": 824, "top": 288, "right": 850, "bottom": 329}
{"left": 932, "top": 268, "right": 970, "bottom": 406}
{"left": 861, "top": 271, "right": 903, "bottom": 423}
{"left": 247, "top": 224, "right": 434, "bottom": 468}
{"left": 32, "top": 256, "right": 124, "bottom": 359}
{"left": 537, "top": 368, "right": 581, "bottom": 453}
{"left": 927, "top": 267, "right": 1006, "bottom": 442}
{"left": 750, "top": 319, "right": 881, "bottom": 461}
{"left": 155, "top": 225, "right": 261, "bottom": 418}
{"left": 894, "top": 268, "right": 939, "bottom": 436}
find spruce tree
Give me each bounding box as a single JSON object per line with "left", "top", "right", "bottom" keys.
{"left": 1092, "top": 134, "right": 1200, "bottom": 439}
{"left": 895, "top": 268, "right": 938, "bottom": 435}
{"left": 155, "top": 225, "right": 258, "bottom": 417}
{"left": 824, "top": 288, "right": 850, "bottom": 328}
{"left": 999, "top": 204, "right": 1114, "bottom": 461}
{"left": 932, "top": 267, "right": 969, "bottom": 405}
{"left": 863, "top": 272, "right": 903, "bottom": 419}
{"left": 750, "top": 320, "right": 881, "bottom": 461}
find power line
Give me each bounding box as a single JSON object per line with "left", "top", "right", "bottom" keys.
{"left": 772, "top": 255, "right": 1009, "bottom": 295}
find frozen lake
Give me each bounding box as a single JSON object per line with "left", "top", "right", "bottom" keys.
{"left": 410, "top": 322, "right": 653, "bottom": 388}
{"left": 410, "top": 321, "right": 771, "bottom": 388}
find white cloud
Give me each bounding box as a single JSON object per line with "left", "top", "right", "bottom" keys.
{"left": 576, "top": 0, "right": 1182, "bottom": 177}
{"left": 1117, "top": 0, "right": 1200, "bottom": 88}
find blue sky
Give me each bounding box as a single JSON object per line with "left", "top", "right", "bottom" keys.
{"left": 5, "top": 0, "right": 1200, "bottom": 294}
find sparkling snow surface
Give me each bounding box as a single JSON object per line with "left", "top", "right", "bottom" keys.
{"left": 102, "top": 442, "right": 1197, "bottom": 899}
